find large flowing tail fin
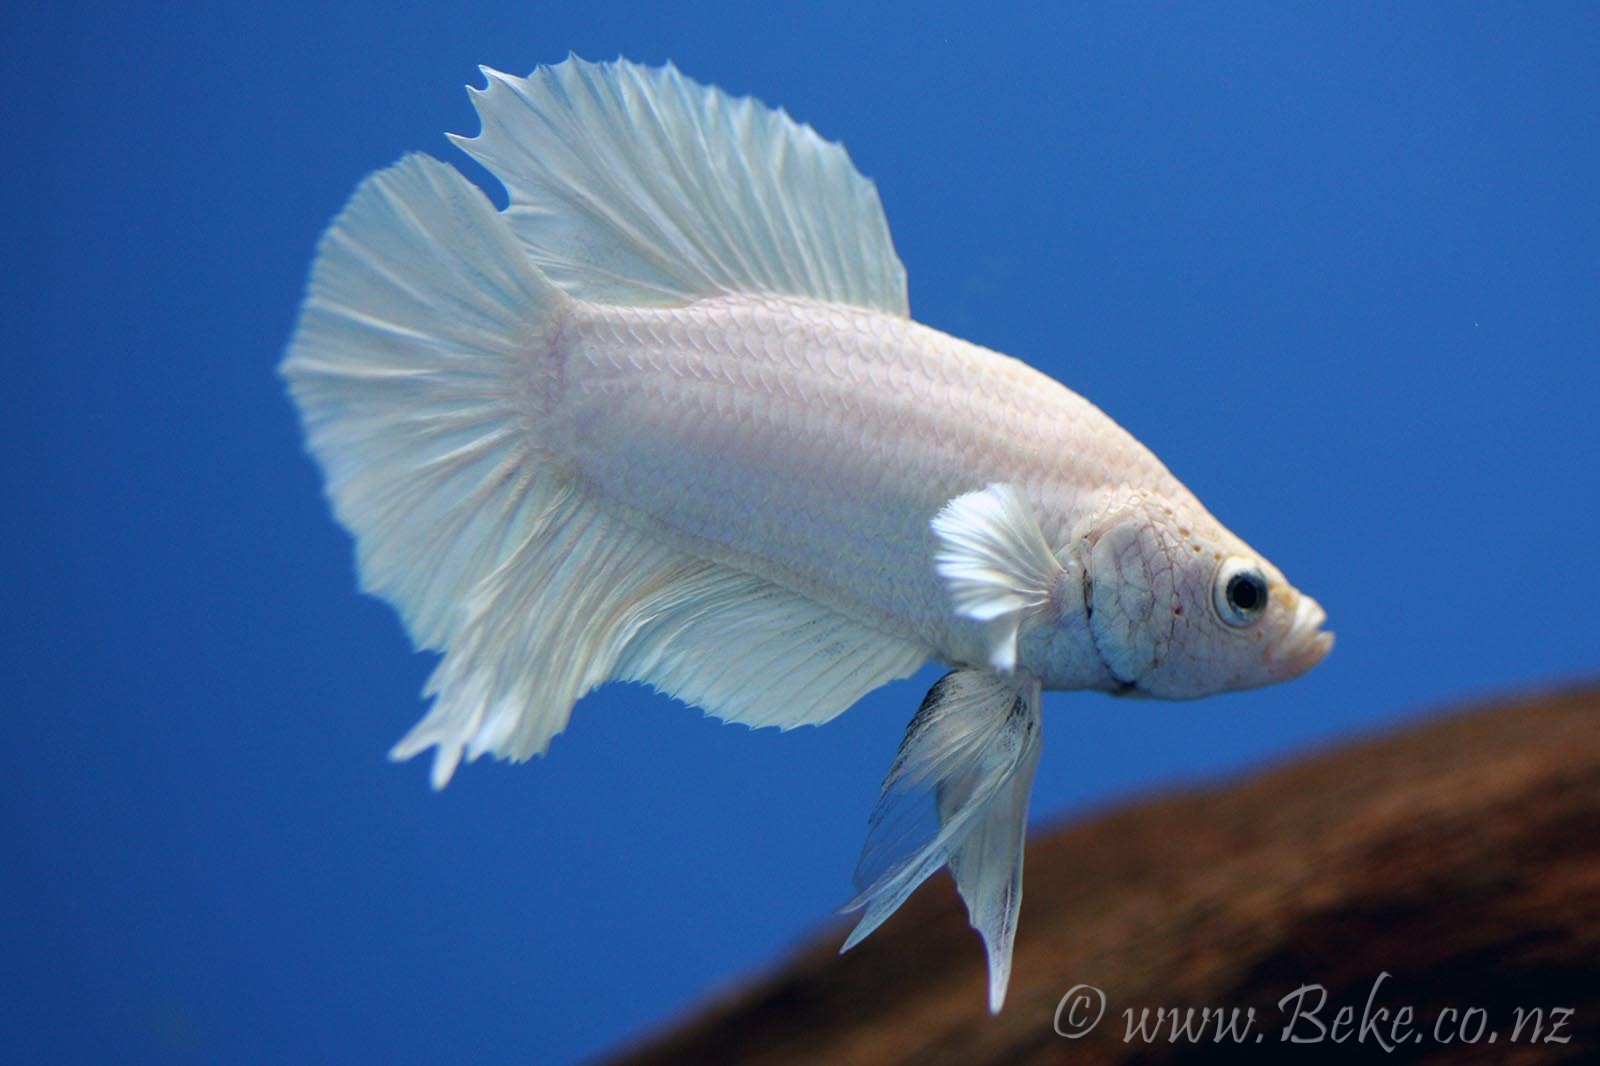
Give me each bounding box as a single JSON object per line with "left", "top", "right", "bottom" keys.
{"left": 284, "top": 153, "right": 565, "bottom": 652}
{"left": 283, "top": 153, "right": 581, "bottom": 785}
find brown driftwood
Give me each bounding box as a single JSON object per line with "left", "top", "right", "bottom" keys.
{"left": 610, "top": 684, "right": 1599, "bottom": 1064}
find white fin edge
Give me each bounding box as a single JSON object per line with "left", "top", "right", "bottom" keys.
{"left": 451, "top": 56, "right": 910, "bottom": 313}
{"left": 840, "top": 669, "right": 1042, "bottom": 1012}
{"left": 932, "top": 484, "right": 1065, "bottom": 672}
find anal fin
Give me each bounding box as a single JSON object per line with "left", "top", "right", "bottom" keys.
{"left": 391, "top": 491, "right": 930, "bottom": 787}
{"left": 615, "top": 570, "right": 928, "bottom": 731}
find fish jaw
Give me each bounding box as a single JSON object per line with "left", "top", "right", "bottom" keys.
{"left": 1267, "top": 591, "right": 1335, "bottom": 682}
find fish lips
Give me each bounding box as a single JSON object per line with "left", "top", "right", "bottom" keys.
{"left": 1269, "top": 593, "right": 1335, "bottom": 680}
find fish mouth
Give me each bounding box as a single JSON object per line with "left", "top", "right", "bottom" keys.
{"left": 1269, "top": 593, "right": 1334, "bottom": 680}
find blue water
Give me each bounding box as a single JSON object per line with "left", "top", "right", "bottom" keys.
{"left": 6, "top": 4, "right": 1597, "bottom": 1063}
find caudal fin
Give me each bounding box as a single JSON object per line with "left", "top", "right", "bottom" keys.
{"left": 284, "top": 153, "right": 564, "bottom": 651}
{"left": 283, "top": 153, "right": 576, "bottom": 785}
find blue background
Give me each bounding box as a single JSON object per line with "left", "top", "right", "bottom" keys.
{"left": 5, "top": 4, "right": 1597, "bottom": 1063}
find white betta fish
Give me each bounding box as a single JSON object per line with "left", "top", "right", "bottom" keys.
{"left": 283, "top": 56, "right": 1331, "bottom": 1011}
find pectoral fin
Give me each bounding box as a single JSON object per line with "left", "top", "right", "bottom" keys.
{"left": 840, "top": 668, "right": 1043, "bottom": 1012}
{"left": 931, "top": 484, "right": 1065, "bottom": 672}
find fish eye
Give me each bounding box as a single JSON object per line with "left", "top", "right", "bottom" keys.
{"left": 1213, "top": 558, "right": 1268, "bottom": 627}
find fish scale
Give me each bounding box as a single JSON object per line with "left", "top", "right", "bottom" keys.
{"left": 560, "top": 293, "right": 1141, "bottom": 654}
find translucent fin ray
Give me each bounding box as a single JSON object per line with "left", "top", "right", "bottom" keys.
{"left": 452, "top": 56, "right": 909, "bottom": 313}
{"left": 281, "top": 153, "right": 567, "bottom": 653}
{"left": 932, "top": 484, "right": 1065, "bottom": 672}
{"left": 840, "top": 669, "right": 1042, "bottom": 1011}
{"left": 941, "top": 711, "right": 1041, "bottom": 1012}
{"left": 615, "top": 576, "right": 929, "bottom": 731}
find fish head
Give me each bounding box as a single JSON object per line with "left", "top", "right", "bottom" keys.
{"left": 1083, "top": 496, "right": 1332, "bottom": 699}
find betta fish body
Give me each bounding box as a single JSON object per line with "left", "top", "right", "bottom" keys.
{"left": 282, "top": 56, "right": 1331, "bottom": 1011}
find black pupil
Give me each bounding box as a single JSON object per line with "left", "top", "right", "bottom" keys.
{"left": 1228, "top": 573, "right": 1264, "bottom": 613}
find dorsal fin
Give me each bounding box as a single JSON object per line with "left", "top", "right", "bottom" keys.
{"left": 449, "top": 56, "right": 910, "bottom": 313}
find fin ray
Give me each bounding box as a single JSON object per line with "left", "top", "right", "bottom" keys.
{"left": 453, "top": 57, "right": 909, "bottom": 313}
{"left": 932, "top": 484, "right": 1065, "bottom": 672}
{"left": 615, "top": 569, "right": 930, "bottom": 731}
{"left": 941, "top": 708, "right": 1041, "bottom": 1012}
{"left": 840, "top": 668, "right": 1042, "bottom": 1012}
{"left": 281, "top": 153, "right": 568, "bottom": 654}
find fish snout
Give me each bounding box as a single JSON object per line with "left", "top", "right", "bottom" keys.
{"left": 1268, "top": 592, "right": 1333, "bottom": 680}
